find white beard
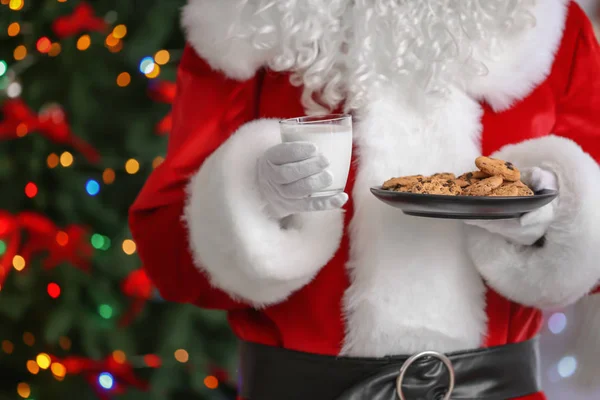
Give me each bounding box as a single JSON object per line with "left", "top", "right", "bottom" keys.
{"left": 232, "top": 0, "right": 537, "bottom": 115}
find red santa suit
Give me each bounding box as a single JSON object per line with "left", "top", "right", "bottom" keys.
{"left": 130, "top": 1, "right": 600, "bottom": 399}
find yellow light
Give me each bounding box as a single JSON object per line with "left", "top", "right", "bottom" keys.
{"left": 112, "top": 350, "right": 126, "bottom": 364}
{"left": 59, "top": 151, "right": 73, "bottom": 167}
{"left": 36, "top": 353, "right": 51, "bottom": 369}
{"left": 174, "top": 349, "right": 189, "bottom": 363}
{"left": 102, "top": 168, "right": 116, "bottom": 184}
{"left": 112, "top": 24, "right": 127, "bottom": 39}
{"left": 116, "top": 72, "right": 131, "bottom": 87}
{"left": 58, "top": 336, "right": 71, "bottom": 350}
{"left": 17, "top": 382, "right": 30, "bottom": 399}
{"left": 51, "top": 362, "right": 66, "bottom": 377}
{"left": 152, "top": 156, "right": 164, "bottom": 169}
{"left": 76, "top": 34, "right": 91, "bottom": 51}
{"left": 145, "top": 64, "right": 160, "bottom": 79}
{"left": 154, "top": 50, "right": 170, "bottom": 65}
{"left": 14, "top": 45, "right": 27, "bottom": 61}
{"left": 22, "top": 332, "right": 34, "bottom": 346}
{"left": 47, "top": 153, "right": 59, "bottom": 168}
{"left": 2, "top": 340, "right": 14, "bottom": 354}
{"left": 9, "top": 0, "right": 24, "bottom": 11}
{"left": 125, "top": 159, "right": 140, "bottom": 174}
{"left": 105, "top": 34, "right": 119, "bottom": 47}
{"left": 57, "top": 0, "right": 67, "bottom": 2}
{"left": 122, "top": 239, "right": 136, "bottom": 255}
{"left": 8, "top": 22, "right": 20, "bottom": 36}
{"left": 26, "top": 360, "right": 39, "bottom": 374}
{"left": 12, "top": 255, "right": 25, "bottom": 271}
{"left": 48, "top": 42, "right": 61, "bottom": 57}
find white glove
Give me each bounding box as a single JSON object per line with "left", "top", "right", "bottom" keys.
{"left": 257, "top": 141, "right": 348, "bottom": 220}
{"left": 465, "top": 167, "right": 559, "bottom": 246}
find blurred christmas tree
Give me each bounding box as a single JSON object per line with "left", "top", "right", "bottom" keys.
{"left": 0, "top": 1, "right": 238, "bottom": 399}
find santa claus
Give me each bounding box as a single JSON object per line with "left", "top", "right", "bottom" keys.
{"left": 130, "top": 1, "right": 600, "bottom": 399}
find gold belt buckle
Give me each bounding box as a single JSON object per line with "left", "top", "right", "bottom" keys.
{"left": 396, "top": 351, "right": 455, "bottom": 400}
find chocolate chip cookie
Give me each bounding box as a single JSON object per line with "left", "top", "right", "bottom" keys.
{"left": 463, "top": 175, "right": 504, "bottom": 196}
{"left": 410, "top": 178, "right": 462, "bottom": 196}
{"left": 475, "top": 157, "right": 521, "bottom": 182}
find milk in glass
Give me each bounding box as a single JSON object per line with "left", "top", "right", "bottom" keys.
{"left": 280, "top": 117, "right": 353, "bottom": 197}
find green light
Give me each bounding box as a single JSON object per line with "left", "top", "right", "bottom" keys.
{"left": 91, "top": 234, "right": 105, "bottom": 249}
{"left": 101, "top": 237, "right": 111, "bottom": 251}
{"left": 91, "top": 234, "right": 111, "bottom": 251}
{"left": 0, "top": 61, "right": 6, "bottom": 77}
{"left": 0, "top": 240, "right": 6, "bottom": 256}
{"left": 98, "top": 304, "right": 113, "bottom": 319}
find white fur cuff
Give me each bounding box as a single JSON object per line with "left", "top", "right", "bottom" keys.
{"left": 467, "top": 136, "right": 600, "bottom": 309}
{"left": 183, "top": 119, "right": 345, "bottom": 306}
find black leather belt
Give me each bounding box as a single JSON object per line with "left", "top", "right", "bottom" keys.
{"left": 239, "top": 338, "right": 541, "bottom": 400}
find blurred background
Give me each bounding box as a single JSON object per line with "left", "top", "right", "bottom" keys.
{"left": 0, "top": 1, "right": 598, "bottom": 399}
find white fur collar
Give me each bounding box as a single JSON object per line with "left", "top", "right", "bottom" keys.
{"left": 182, "top": 0, "right": 569, "bottom": 110}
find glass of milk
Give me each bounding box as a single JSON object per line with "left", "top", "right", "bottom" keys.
{"left": 280, "top": 114, "right": 353, "bottom": 197}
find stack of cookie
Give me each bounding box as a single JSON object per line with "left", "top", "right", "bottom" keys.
{"left": 382, "top": 156, "right": 534, "bottom": 197}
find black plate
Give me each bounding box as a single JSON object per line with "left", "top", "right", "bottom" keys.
{"left": 370, "top": 187, "right": 559, "bottom": 220}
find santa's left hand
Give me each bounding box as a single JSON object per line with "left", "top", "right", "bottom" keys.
{"left": 464, "top": 167, "right": 559, "bottom": 246}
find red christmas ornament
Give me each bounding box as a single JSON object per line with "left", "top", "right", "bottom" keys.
{"left": 52, "top": 3, "right": 108, "bottom": 39}
{"left": 0, "top": 99, "right": 100, "bottom": 163}
{"left": 118, "top": 269, "right": 154, "bottom": 327}
{"left": 148, "top": 81, "right": 177, "bottom": 135}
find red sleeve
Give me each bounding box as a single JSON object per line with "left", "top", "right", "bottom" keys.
{"left": 552, "top": 4, "right": 600, "bottom": 296}
{"left": 552, "top": 3, "right": 600, "bottom": 163}
{"left": 129, "top": 45, "right": 260, "bottom": 310}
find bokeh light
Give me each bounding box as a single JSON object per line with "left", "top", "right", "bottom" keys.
{"left": 122, "top": 239, "right": 136, "bottom": 255}
{"left": 98, "top": 372, "right": 114, "bottom": 389}
{"left": 116, "top": 72, "right": 130, "bottom": 87}
{"left": 16, "top": 382, "right": 30, "bottom": 398}
{"left": 174, "top": 349, "right": 189, "bottom": 363}
{"left": 22, "top": 332, "right": 34, "bottom": 346}
{"left": 125, "top": 159, "right": 140, "bottom": 174}
{"left": 36, "top": 353, "right": 51, "bottom": 369}
{"left": 14, "top": 45, "right": 27, "bottom": 61}
{"left": 86, "top": 179, "right": 100, "bottom": 196}
{"left": 12, "top": 255, "right": 25, "bottom": 271}
{"left": 98, "top": 304, "right": 113, "bottom": 319}
{"left": 36, "top": 37, "right": 51, "bottom": 53}
{"left": 59, "top": 151, "right": 73, "bottom": 167}
{"left": 102, "top": 168, "right": 115, "bottom": 184}
{"left": 47, "top": 283, "right": 61, "bottom": 299}
{"left": 154, "top": 50, "right": 170, "bottom": 65}
{"left": 8, "top": 22, "right": 20, "bottom": 36}
{"left": 77, "top": 34, "right": 91, "bottom": 51}
{"left": 557, "top": 356, "right": 577, "bottom": 378}
{"left": 204, "top": 376, "right": 219, "bottom": 389}
{"left": 24, "top": 182, "right": 37, "bottom": 198}
{"left": 548, "top": 312, "right": 567, "bottom": 335}
{"left": 26, "top": 360, "right": 39, "bottom": 375}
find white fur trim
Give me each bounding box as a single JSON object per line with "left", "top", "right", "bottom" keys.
{"left": 181, "top": 1, "right": 276, "bottom": 80}
{"left": 341, "top": 88, "right": 488, "bottom": 357}
{"left": 466, "top": 0, "right": 569, "bottom": 111}
{"left": 181, "top": 0, "right": 569, "bottom": 106}
{"left": 183, "top": 119, "right": 344, "bottom": 306}
{"left": 466, "top": 136, "right": 600, "bottom": 309}
{"left": 573, "top": 294, "right": 600, "bottom": 389}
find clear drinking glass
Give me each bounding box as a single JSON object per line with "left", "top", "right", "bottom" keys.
{"left": 280, "top": 114, "right": 353, "bottom": 197}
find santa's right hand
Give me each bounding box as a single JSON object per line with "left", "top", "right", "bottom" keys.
{"left": 257, "top": 141, "right": 348, "bottom": 220}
